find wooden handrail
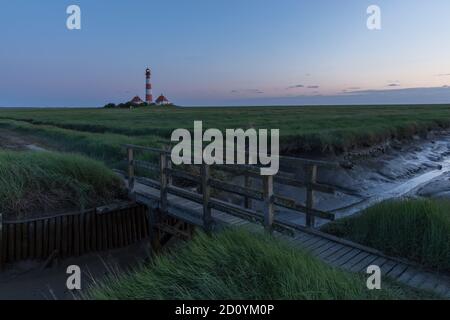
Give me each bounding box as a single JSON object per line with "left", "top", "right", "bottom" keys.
{"left": 124, "top": 145, "right": 338, "bottom": 231}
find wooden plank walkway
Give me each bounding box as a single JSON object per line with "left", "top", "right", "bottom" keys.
{"left": 132, "top": 180, "right": 450, "bottom": 299}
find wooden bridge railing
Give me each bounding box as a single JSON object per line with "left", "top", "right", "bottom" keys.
{"left": 123, "top": 144, "right": 339, "bottom": 232}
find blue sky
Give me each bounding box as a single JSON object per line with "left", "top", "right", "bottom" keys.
{"left": 1, "top": 0, "right": 450, "bottom": 107}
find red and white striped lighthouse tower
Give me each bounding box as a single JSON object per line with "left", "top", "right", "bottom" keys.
{"left": 145, "top": 68, "right": 153, "bottom": 104}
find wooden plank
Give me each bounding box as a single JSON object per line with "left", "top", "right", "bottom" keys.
{"left": 8, "top": 224, "right": 15, "bottom": 263}
{"left": 305, "top": 239, "right": 331, "bottom": 252}
{"left": 379, "top": 260, "right": 397, "bottom": 276}
{"left": 209, "top": 178, "right": 263, "bottom": 201}
{"left": 366, "top": 257, "right": 388, "bottom": 273}
{"left": 396, "top": 266, "right": 418, "bottom": 283}
{"left": 340, "top": 251, "right": 371, "bottom": 269}
{"left": 299, "top": 236, "right": 324, "bottom": 249}
{"left": 348, "top": 254, "right": 379, "bottom": 273}
{"left": 130, "top": 207, "right": 138, "bottom": 243}
{"left": 263, "top": 175, "right": 274, "bottom": 232}
{"left": 293, "top": 233, "right": 317, "bottom": 244}
{"left": 21, "top": 222, "right": 28, "bottom": 260}
{"left": 274, "top": 175, "right": 335, "bottom": 195}
{"left": 14, "top": 223, "right": 21, "bottom": 261}
{"left": 28, "top": 221, "right": 36, "bottom": 260}
{"left": 101, "top": 213, "right": 108, "bottom": 250}
{"left": 107, "top": 213, "right": 113, "bottom": 249}
{"left": 160, "top": 152, "right": 168, "bottom": 213}
{"left": 134, "top": 160, "right": 159, "bottom": 173}
{"left": 35, "top": 220, "right": 43, "bottom": 259}
{"left": 79, "top": 212, "right": 85, "bottom": 255}
{"left": 127, "top": 147, "right": 135, "bottom": 192}
{"left": 48, "top": 218, "right": 56, "bottom": 257}
{"left": 73, "top": 214, "right": 80, "bottom": 256}
{"left": 328, "top": 248, "right": 361, "bottom": 266}
{"left": 61, "top": 216, "right": 68, "bottom": 257}
{"left": 55, "top": 217, "right": 62, "bottom": 257}
{"left": 386, "top": 263, "right": 409, "bottom": 279}
{"left": 0, "top": 213, "right": 3, "bottom": 269}
{"left": 42, "top": 219, "right": 49, "bottom": 259}
{"left": 407, "top": 272, "right": 428, "bottom": 288}
{"left": 312, "top": 241, "right": 339, "bottom": 256}
{"left": 66, "top": 215, "right": 73, "bottom": 256}
{"left": 112, "top": 211, "right": 119, "bottom": 246}
{"left": 165, "top": 168, "right": 200, "bottom": 184}
{"left": 318, "top": 242, "right": 346, "bottom": 257}
{"left": 305, "top": 164, "right": 317, "bottom": 227}
{"left": 273, "top": 195, "right": 335, "bottom": 221}
{"left": 418, "top": 273, "right": 441, "bottom": 292}
{"left": 202, "top": 164, "right": 212, "bottom": 233}
{"left": 244, "top": 175, "right": 252, "bottom": 209}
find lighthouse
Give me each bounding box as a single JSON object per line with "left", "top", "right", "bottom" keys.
{"left": 145, "top": 68, "right": 153, "bottom": 104}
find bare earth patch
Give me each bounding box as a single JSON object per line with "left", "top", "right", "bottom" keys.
{"left": 0, "top": 129, "right": 49, "bottom": 152}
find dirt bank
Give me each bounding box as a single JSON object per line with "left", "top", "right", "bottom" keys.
{"left": 0, "top": 129, "right": 48, "bottom": 152}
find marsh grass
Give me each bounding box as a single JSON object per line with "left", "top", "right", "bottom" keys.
{"left": 321, "top": 199, "right": 450, "bottom": 272}
{"left": 1, "top": 105, "right": 450, "bottom": 155}
{"left": 87, "top": 229, "right": 436, "bottom": 300}
{"left": 0, "top": 151, "right": 127, "bottom": 219}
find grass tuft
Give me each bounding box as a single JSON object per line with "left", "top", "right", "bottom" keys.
{"left": 87, "top": 229, "right": 436, "bottom": 300}
{"left": 322, "top": 199, "right": 450, "bottom": 272}
{"left": 0, "top": 151, "right": 127, "bottom": 219}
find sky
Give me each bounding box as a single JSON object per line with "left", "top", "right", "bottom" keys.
{"left": 1, "top": 0, "right": 450, "bottom": 107}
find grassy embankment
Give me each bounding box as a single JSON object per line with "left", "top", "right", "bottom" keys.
{"left": 0, "top": 151, "right": 127, "bottom": 219}
{"left": 87, "top": 229, "right": 437, "bottom": 300}
{"left": 1, "top": 105, "right": 450, "bottom": 158}
{"left": 322, "top": 199, "right": 450, "bottom": 273}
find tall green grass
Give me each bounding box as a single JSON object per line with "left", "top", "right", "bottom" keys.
{"left": 2, "top": 105, "right": 450, "bottom": 154}
{"left": 0, "top": 151, "right": 127, "bottom": 219}
{"left": 0, "top": 119, "right": 164, "bottom": 165}
{"left": 87, "top": 229, "right": 435, "bottom": 300}
{"left": 322, "top": 200, "right": 450, "bottom": 272}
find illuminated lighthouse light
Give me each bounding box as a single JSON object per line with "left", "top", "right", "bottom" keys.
{"left": 145, "top": 68, "right": 153, "bottom": 104}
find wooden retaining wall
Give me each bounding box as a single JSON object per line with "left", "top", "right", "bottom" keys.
{"left": 0, "top": 203, "right": 149, "bottom": 268}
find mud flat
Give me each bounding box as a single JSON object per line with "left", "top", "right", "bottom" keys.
{"left": 273, "top": 131, "right": 450, "bottom": 226}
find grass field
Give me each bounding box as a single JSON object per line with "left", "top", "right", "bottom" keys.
{"left": 1, "top": 105, "right": 450, "bottom": 159}
{"left": 87, "top": 229, "right": 437, "bottom": 300}
{"left": 0, "top": 151, "right": 127, "bottom": 219}
{"left": 321, "top": 199, "right": 450, "bottom": 273}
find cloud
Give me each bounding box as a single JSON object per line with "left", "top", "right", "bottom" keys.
{"left": 222, "top": 86, "right": 450, "bottom": 107}
{"left": 437, "top": 74, "right": 450, "bottom": 77}
{"left": 287, "top": 84, "right": 304, "bottom": 89}
{"left": 231, "top": 89, "right": 264, "bottom": 94}
{"left": 307, "top": 85, "right": 320, "bottom": 89}
{"left": 386, "top": 83, "right": 401, "bottom": 87}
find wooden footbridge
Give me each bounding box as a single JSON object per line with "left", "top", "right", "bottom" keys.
{"left": 120, "top": 144, "right": 450, "bottom": 298}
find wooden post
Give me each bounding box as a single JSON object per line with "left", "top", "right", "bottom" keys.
{"left": 127, "top": 147, "right": 135, "bottom": 193}
{"left": 167, "top": 150, "right": 173, "bottom": 187}
{"left": 263, "top": 175, "right": 274, "bottom": 233}
{"left": 201, "top": 164, "right": 212, "bottom": 233}
{"left": 0, "top": 213, "right": 3, "bottom": 270}
{"left": 160, "top": 152, "right": 168, "bottom": 213}
{"left": 306, "top": 165, "right": 317, "bottom": 228}
{"left": 244, "top": 175, "right": 252, "bottom": 209}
